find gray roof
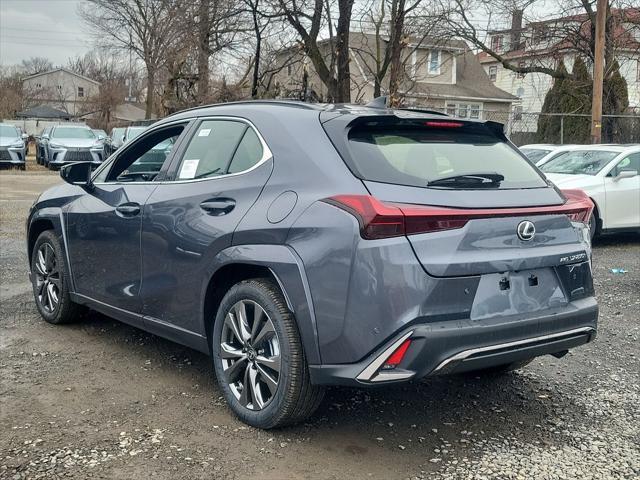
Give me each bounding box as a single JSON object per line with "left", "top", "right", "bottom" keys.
{"left": 22, "top": 68, "right": 101, "bottom": 86}
{"left": 408, "top": 50, "right": 518, "bottom": 102}
{"left": 16, "top": 104, "right": 73, "bottom": 119}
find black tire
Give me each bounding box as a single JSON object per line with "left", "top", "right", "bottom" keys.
{"left": 212, "top": 278, "right": 324, "bottom": 429}
{"left": 31, "top": 230, "right": 83, "bottom": 324}
{"left": 589, "top": 210, "right": 600, "bottom": 241}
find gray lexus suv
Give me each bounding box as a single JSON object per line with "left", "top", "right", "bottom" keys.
{"left": 26, "top": 101, "right": 598, "bottom": 428}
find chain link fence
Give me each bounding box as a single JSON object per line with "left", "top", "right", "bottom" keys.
{"left": 482, "top": 110, "right": 640, "bottom": 146}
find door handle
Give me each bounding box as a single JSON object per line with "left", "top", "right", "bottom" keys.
{"left": 115, "top": 203, "right": 141, "bottom": 216}
{"left": 200, "top": 198, "right": 236, "bottom": 216}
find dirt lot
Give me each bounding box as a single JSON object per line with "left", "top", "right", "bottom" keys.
{"left": 1, "top": 165, "right": 639, "bottom": 480}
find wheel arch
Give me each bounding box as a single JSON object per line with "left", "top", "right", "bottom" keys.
{"left": 27, "top": 217, "right": 57, "bottom": 267}
{"left": 202, "top": 245, "right": 321, "bottom": 364}
{"left": 589, "top": 195, "right": 602, "bottom": 232}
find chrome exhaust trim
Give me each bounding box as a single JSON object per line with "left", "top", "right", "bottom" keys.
{"left": 432, "top": 326, "right": 596, "bottom": 373}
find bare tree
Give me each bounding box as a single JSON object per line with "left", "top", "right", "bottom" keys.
{"left": 436, "top": 0, "right": 639, "bottom": 80}
{"left": 79, "top": 0, "right": 181, "bottom": 118}
{"left": 67, "top": 50, "right": 135, "bottom": 127}
{"left": 278, "top": 0, "right": 355, "bottom": 102}
{"left": 352, "top": 0, "right": 438, "bottom": 105}
{"left": 0, "top": 67, "right": 25, "bottom": 118}
{"left": 20, "top": 57, "right": 54, "bottom": 76}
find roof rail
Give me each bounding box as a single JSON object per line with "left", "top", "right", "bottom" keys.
{"left": 166, "top": 99, "right": 321, "bottom": 118}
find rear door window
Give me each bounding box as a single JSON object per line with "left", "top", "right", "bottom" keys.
{"left": 175, "top": 120, "right": 264, "bottom": 180}
{"left": 346, "top": 124, "right": 546, "bottom": 189}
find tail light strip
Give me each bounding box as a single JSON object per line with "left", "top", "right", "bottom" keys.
{"left": 325, "top": 189, "right": 593, "bottom": 240}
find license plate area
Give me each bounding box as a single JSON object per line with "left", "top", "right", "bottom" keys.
{"left": 555, "top": 261, "right": 594, "bottom": 301}
{"left": 471, "top": 268, "right": 567, "bottom": 320}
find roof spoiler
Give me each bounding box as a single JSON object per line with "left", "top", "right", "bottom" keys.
{"left": 365, "top": 96, "right": 448, "bottom": 117}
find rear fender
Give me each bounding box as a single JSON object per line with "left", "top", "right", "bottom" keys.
{"left": 202, "top": 244, "right": 321, "bottom": 364}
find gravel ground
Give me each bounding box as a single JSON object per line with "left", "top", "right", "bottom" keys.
{"left": 1, "top": 168, "right": 639, "bottom": 480}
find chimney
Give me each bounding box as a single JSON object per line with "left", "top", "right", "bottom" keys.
{"left": 510, "top": 10, "right": 523, "bottom": 51}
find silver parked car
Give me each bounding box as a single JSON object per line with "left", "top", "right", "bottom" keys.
{"left": 44, "top": 125, "right": 105, "bottom": 170}
{"left": 0, "top": 123, "right": 27, "bottom": 170}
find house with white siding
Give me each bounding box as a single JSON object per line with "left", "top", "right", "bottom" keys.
{"left": 22, "top": 68, "right": 101, "bottom": 116}
{"left": 478, "top": 8, "right": 640, "bottom": 125}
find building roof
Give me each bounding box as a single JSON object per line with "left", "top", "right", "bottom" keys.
{"left": 480, "top": 7, "right": 640, "bottom": 63}
{"left": 15, "top": 104, "right": 73, "bottom": 119}
{"left": 112, "top": 103, "right": 155, "bottom": 122}
{"left": 22, "top": 67, "right": 101, "bottom": 86}
{"left": 408, "top": 50, "right": 517, "bottom": 102}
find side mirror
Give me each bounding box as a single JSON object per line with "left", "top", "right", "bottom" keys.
{"left": 121, "top": 135, "right": 126, "bottom": 143}
{"left": 22, "top": 133, "right": 28, "bottom": 140}
{"left": 61, "top": 162, "right": 93, "bottom": 189}
{"left": 615, "top": 169, "right": 638, "bottom": 181}
{"left": 97, "top": 134, "right": 106, "bottom": 141}
{"left": 42, "top": 134, "right": 49, "bottom": 140}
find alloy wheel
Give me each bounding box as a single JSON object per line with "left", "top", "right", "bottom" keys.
{"left": 34, "top": 243, "right": 61, "bottom": 313}
{"left": 220, "top": 300, "right": 281, "bottom": 410}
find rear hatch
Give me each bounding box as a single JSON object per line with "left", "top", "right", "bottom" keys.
{"left": 322, "top": 113, "right": 594, "bottom": 308}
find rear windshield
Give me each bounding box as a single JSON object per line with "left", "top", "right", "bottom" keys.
{"left": 520, "top": 148, "right": 551, "bottom": 163}
{"left": 347, "top": 126, "right": 546, "bottom": 189}
{"left": 53, "top": 127, "right": 95, "bottom": 139}
{"left": 540, "top": 150, "right": 618, "bottom": 175}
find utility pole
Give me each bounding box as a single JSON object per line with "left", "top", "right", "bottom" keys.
{"left": 590, "top": 0, "right": 607, "bottom": 144}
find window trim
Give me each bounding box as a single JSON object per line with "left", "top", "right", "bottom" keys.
{"left": 488, "top": 65, "right": 497, "bottom": 82}
{"left": 164, "top": 116, "right": 273, "bottom": 184}
{"left": 428, "top": 50, "right": 441, "bottom": 75}
{"left": 606, "top": 151, "right": 640, "bottom": 177}
{"left": 91, "top": 119, "right": 192, "bottom": 185}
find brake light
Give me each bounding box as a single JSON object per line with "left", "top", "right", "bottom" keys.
{"left": 325, "top": 191, "right": 594, "bottom": 240}
{"left": 382, "top": 339, "right": 412, "bottom": 369}
{"left": 560, "top": 189, "right": 594, "bottom": 223}
{"left": 424, "top": 121, "right": 464, "bottom": 128}
{"left": 324, "top": 195, "right": 405, "bottom": 239}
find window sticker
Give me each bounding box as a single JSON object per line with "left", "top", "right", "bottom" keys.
{"left": 179, "top": 159, "right": 200, "bottom": 179}
{"left": 198, "top": 128, "right": 211, "bottom": 137}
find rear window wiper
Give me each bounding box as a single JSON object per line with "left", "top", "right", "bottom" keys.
{"left": 427, "top": 173, "right": 505, "bottom": 188}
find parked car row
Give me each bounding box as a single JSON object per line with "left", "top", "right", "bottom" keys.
{"left": 0, "top": 123, "right": 28, "bottom": 170}
{"left": 520, "top": 143, "right": 640, "bottom": 238}
{"left": 34, "top": 124, "right": 150, "bottom": 170}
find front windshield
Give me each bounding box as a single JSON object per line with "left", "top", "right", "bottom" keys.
{"left": 520, "top": 148, "right": 551, "bottom": 163}
{"left": 112, "top": 128, "right": 125, "bottom": 139}
{"left": 126, "top": 127, "right": 147, "bottom": 141}
{"left": 0, "top": 125, "right": 19, "bottom": 138}
{"left": 540, "top": 150, "right": 618, "bottom": 175}
{"left": 52, "top": 127, "right": 96, "bottom": 139}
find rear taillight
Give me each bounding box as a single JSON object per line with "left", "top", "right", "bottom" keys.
{"left": 324, "top": 195, "right": 405, "bottom": 239}
{"left": 324, "top": 190, "right": 594, "bottom": 240}
{"left": 560, "top": 189, "right": 594, "bottom": 224}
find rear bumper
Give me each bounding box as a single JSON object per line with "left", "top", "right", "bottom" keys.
{"left": 309, "top": 297, "right": 598, "bottom": 386}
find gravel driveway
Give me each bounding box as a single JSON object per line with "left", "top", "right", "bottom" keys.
{"left": 1, "top": 172, "right": 638, "bottom": 480}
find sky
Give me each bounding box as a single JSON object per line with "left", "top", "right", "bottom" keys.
{"left": 0, "top": 0, "right": 93, "bottom": 67}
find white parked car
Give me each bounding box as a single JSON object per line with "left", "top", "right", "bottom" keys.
{"left": 519, "top": 144, "right": 557, "bottom": 163}
{"left": 520, "top": 144, "right": 580, "bottom": 166}
{"left": 540, "top": 145, "right": 640, "bottom": 238}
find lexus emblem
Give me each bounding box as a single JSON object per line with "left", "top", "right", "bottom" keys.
{"left": 517, "top": 220, "right": 535, "bottom": 241}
